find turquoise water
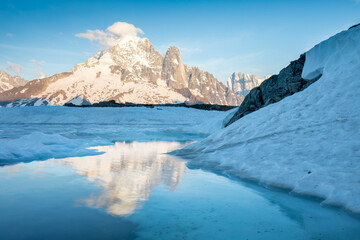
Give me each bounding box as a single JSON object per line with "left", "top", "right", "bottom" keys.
{"left": 0, "top": 140, "right": 360, "bottom": 240}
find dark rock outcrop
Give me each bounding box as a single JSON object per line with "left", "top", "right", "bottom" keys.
{"left": 225, "top": 54, "right": 321, "bottom": 127}
{"left": 3, "top": 98, "right": 49, "bottom": 107}
{"left": 65, "top": 100, "right": 236, "bottom": 111}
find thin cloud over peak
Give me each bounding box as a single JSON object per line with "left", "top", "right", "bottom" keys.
{"left": 6, "top": 61, "right": 23, "bottom": 74}
{"left": 30, "top": 59, "right": 46, "bottom": 79}
{"left": 75, "top": 21, "right": 144, "bottom": 48}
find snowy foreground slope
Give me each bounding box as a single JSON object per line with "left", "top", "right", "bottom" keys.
{"left": 175, "top": 26, "right": 360, "bottom": 213}
{"left": 0, "top": 106, "right": 227, "bottom": 164}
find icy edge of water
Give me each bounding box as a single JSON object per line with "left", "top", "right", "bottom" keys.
{"left": 0, "top": 132, "right": 108, "bottom": 166}
{"left": 171, "top": 153, "right": 360, "bottom": 216}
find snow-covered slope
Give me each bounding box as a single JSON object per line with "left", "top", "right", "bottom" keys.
{"left": 0, "top": 71, "right": 27, "bottom": 93}
{"left": 226, "top": 72, "right": 269, "bottom": 97}
{"left": 0, "top": 37, "right": 242, "bottom": 106}
{"left": 175, "top": 26, "right": 360, "bottom": 213}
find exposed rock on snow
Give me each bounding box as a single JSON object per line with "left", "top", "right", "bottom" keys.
{"left": 176, "top": 25, "right": 360, "bottom": 213}
{"left": 0, "top": 38, "right": 242, "bottom": 106}
{"left": 0, "top": 71, "right": 27, "bottom": 93}
{"left": 0, "top": 72, "right": 72, "bottom": 103}
{"left": 65, "top": 96, "right": 91, "bottom": 106}
{"left": 225, "top": 54, "right": 320, "bottom": 127}
{"left": 5, "top": 98, "right": 49, "bottom": 107}
{"left": 64, "top": 99, "right": 236, "bottom": 111}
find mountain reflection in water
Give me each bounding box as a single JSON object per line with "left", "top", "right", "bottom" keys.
{"left": 56, "top": 141, "right": 187, "bottom": 216}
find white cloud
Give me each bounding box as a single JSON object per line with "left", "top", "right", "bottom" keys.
{"left": 6, "top": 33, "right": 13, "bottom": 37}
{"left": 107, "top": 22, "right": 144, "bottom": 37}
{"left": 75, "top": 21, "right": 144, "bottom": 48}
{"left": 6, "top": 61, "right": 23, "bottom": 74}
{"left": 30, "top": 59, "right": 46, "bottom": 79}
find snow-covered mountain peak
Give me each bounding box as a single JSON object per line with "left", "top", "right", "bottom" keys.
{"left": 162, "top": 46, "right": 187, "bottom": 89}
{"left": 165, "top": 46, "right": 180, "bottom": 55}
{"left": 111, "top": 36, "right": 147, "bottom": 52}
{"left": 226, "top": 72, "right": 268, "bottom": 97}
{"left": 164, "top": 46, "right": 182, "bottom": 64}
{"left": 0, "top": 71, "right": 27, "bottom": 93}
{"left": 109, "top": 37, "right": 162, "bottom": 69}
{"left": 71, "top": 37, "right": 160, "bottom": 74}
{"left": 0, "top": 37, "right": 242, "bottom": 106}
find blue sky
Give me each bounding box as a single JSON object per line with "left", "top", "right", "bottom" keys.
{"left": 0, "top": 0, "right": 359, "bottom": 82}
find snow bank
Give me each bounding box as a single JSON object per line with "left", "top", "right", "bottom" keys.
{"left": 175, "top": 26, "right": 360, "bottom": 213}
{"left": 0, "top": 132, "right": 108, "bottom": 164}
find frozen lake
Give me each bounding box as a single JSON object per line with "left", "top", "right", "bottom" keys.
{"left": 0, "top": 107, "right": 360, "bottom": 239}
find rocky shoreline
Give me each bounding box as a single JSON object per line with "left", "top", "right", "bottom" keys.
{"left": 64, "top": 100, "right": 237, "bottom": 111}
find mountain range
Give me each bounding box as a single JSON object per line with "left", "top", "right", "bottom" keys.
{"left": 0, "top": 71, "right": 27, "bottom": 93}
{"left": 225, "top": 72, "right": 270, "bottom": 97}
{"left": 0, "top": 37, "right": 243, "bottom": 106}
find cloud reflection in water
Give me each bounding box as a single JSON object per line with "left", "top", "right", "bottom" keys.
{"left": 57, "top": 141, "right": 187, "bottom": 216}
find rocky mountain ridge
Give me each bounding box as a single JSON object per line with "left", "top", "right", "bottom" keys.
{"left": 0, "top": 37, "right": 242, "bottom": 106}
{"left": 226, "top": 72, "right": 270, "bottom": 97}
{"left": 0, "top": 71, "right": 27, "bottom": 93}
